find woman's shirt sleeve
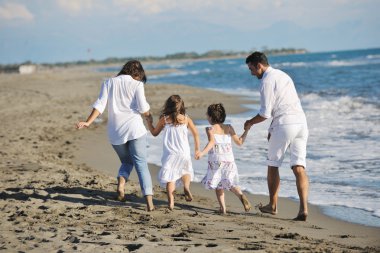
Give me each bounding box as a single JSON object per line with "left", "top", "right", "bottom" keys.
{"left": 92, "top": 80, "right": 109, "bottom": 114}
{"left": 135, "top": 83, "right": 150, "bottom": 113}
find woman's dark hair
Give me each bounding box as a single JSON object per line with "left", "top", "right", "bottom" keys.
{"left": 161, "top": 95, "right": 186, "bottom": 126}
{"left": 245, "top": 51, "right": 269, "bottom": 68}
{"left": 207, "top": 103, "right": 226, "bottom": 124}
{"left": 117, "top": 60, "right": 147, "bottom": 83}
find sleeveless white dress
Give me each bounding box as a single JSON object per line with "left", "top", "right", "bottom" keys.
{"left": 201, "top": 126, "right": 239, "bottom": 190}
{"left": 158, "top": 116, "right": 194, "bottom": 187}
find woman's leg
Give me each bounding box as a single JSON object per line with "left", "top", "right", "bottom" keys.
{"left": 128, "top": 135, "right": 154, "bottom": 211}
{"left": 181, "top": 174, "right": 193, "bottom": 202}
{"left": 230, "top": 186, "right": 252, "bottom": 212}
{"left": 216, "top": 189, "right": 226, "bottom": 214}
{"left": 166, "top": 182, "right": 175, "bottom": 210}
{"left": 112, "top": 143, "right": 134, "bottom": 201}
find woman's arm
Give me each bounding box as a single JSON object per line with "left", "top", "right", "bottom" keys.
{"left": 195, "top": 127, "right": 214, "bottom": 160}
{"left": 147, "top": 116, "right": 165, "bottom": 137}
{"left": 76, "top": 108, "right": 101, "bottom": 129}
{"left": 230, "top": 125, "right": 249, "bottom": 146}
{"left": 187, "top": 117, "right": 200, "bottom": 155}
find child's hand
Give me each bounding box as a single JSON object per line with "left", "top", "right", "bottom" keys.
{"left": 195, "top": 151, "right": 203, "bottom": 160}
{"left": 76, "top": 122, "right": 90, "bottom": 129}
{"left": 145, "top": 114, "right": 153, "bottom": 124}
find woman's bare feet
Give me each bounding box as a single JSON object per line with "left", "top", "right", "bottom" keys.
{"left": 258, "top": 203, "right": 277, "bottom": 215}
{"left": 240, "top": 194, "right": 252, "bottom": 212}
{"left": 145, "top": 195, "right": 155, "bottom": 212}
{"left": 116, "top": 177, "right": 126, "bottom": 201}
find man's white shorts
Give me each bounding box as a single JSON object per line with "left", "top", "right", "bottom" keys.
{"left": 267, "top": 124, "right": 308, "bottom": 168}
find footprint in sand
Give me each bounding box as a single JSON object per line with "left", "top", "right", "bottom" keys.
{"left": 238, "top": 243, "right": 265, "bottom": 251}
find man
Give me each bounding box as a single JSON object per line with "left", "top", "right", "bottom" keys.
{"left": 244, "top": 51, "right": 309, "bottom": 221}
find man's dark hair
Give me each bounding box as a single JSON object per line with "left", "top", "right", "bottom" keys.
{"left": 245, "top": 51, "right": 269, "bottom": 67}
{"left": 117, "top": 60, "right": 147, "bottom": 83}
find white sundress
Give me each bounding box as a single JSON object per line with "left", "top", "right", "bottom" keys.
{"left": 201, "top": 126, "right": 239, "bottom": 190}
{"left": 158, "top": 116, "right": 194, "bottom": 188}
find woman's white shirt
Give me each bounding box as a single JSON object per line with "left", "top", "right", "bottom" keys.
{"left": 92, "top": 75, "right": 150, "bottom": 145}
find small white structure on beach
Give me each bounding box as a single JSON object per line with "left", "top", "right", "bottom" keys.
{"left": 19, "top": 64, "right": 37, "bottom": 74}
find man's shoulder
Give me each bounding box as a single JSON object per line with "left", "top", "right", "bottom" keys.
{"left": 264, "top": 67, "right": 291, "bottom": 81}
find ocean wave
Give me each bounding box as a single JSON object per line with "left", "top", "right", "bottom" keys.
{"left": 367, "top": 54, "right": 380, "bottom": 59}
{"left": 273, "top": 56, "right": 380, "bottom": 69}
{"left": 273, "top": 62, "right": 308, "bottom": 68}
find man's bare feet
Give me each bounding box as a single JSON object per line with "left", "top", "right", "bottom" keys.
{"left": 258, "top": 203, "right": 277, "bottom": 215}
{"left": 240, "top": 194, "right": 252, "bottom": 212}
{"left": 293, "top": 212, "right": 308, "bottom": 221}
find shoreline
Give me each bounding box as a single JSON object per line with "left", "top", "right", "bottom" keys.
{"left": 1, "top": 66, "right": 379, "bottom": 252}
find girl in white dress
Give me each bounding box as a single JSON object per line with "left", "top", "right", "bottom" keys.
{"left": 147, "top": 95, "right": 200, "bottom": 210}
{"left": 195, "top": 103, "right": 251, "bottom": 214}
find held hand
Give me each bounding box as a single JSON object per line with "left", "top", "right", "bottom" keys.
{"left": 76, "top": 122, "right": 90, "bottom": 129}
{"left": 244, "top": 120, "right": 252, "bottom": 131}
{"left": 145, "top": 114, "right": 153, "bottom": 124}
{"left": 195, "top": 151, "right": 203, "bottom": 160}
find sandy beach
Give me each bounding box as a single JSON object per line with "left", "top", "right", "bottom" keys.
{"left": 1, "top": 65, "right": 379, "bottom": 252}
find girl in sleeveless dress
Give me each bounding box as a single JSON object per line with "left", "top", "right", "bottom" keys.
{"left": 195, "top": 103, "right": 251, "bottom": 214}
{"left": 146, "top": 95, "right": 200, "bottom": 210}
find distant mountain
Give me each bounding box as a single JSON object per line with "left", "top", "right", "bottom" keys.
{"left": 0, "top": 48, "right": 307, "bottom": 71}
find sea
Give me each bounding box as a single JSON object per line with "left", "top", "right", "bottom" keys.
{"left": 101, "top": 48, "right": 380, "bottom": 227}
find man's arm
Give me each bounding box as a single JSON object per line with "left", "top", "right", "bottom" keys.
{"left": 244, "top": 113, "right": 267, "bottom": 130}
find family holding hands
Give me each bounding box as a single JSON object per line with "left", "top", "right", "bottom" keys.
{"left": 76, "top": 52, "right": 309, "bottom": 221}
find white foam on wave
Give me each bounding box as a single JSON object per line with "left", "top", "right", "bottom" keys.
{"left": 149, "top": 68, "right": 211, "bottom": 80}
{"left": 272, "top": 55, "right": 380, "bottom": 69}
{"left": 367, "top": 54, "right": 380, "bottom": 59}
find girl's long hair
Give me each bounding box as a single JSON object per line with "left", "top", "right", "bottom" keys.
{"left": 117, "top": 60, "right": 147, "bottom": 83}
{"left": 161, "top": 95, "right": 186, "bottom": 126}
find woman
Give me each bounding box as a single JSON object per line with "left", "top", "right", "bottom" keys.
{"left": 76, "top": 60, "right": 154, "bottom": 211}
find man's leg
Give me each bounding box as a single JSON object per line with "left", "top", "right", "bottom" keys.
{"left": 292, "top": 165, "right": 309, "bottom": 220}
{"left": 259, "top": 166, "right": 279, "bottom": 214}
{"left": 290, "top": 125, "right": 309, "bottom": 220}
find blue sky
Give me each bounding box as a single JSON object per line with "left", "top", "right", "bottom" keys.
{"left": 0, "top": 0, "right": 379, "bottom": 64}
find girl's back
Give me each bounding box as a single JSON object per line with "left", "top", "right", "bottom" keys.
{"left": 162, "top": 114, "right": 190, "bottom": 157}
{"left": 208, "top": 124, "right": 234, "bottom": 162}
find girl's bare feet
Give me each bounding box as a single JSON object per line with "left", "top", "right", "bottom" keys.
{"left": 240, "top": 194, "right": 252, "bottom": 212}
{"left": 218, "top": 206, "right": 227, "bottom": 215}
{"left": 184, "top": 188, "right": 193, "bottom": 202}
